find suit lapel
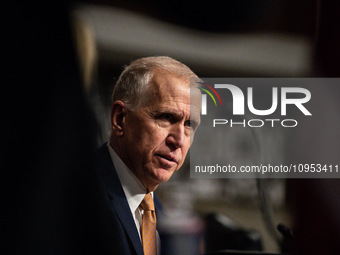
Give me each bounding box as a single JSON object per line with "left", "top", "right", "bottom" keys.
{"left": 110, "top": 191, "right": 144, "bottom": 255}
{"left": 96, "top": 144, "right": 144, "bottom": 255}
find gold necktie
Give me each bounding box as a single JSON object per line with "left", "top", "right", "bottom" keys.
{"left": 140, "top": 193, "right": 157, "bottom": 255}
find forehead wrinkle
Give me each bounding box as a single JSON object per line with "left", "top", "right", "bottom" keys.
{"left": 148, "top": 84, "right": 190, "bottom": 104}
{"left": 152, "top": 103, "right": 191, "bottom": 119}
{"left": 147, "top": 84, "right": 191, "bottom": 106}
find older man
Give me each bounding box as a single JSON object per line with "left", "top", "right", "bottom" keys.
{"left": 95, "top": 56, "right": 201, "bottom": 255}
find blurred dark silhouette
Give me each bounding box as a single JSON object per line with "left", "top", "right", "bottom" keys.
{"left": 288, "top": 1, "right": 340, "bottom": 255}
{"left": 313, "top": 0, "right": 340, "bottom": 76}
{"left": 2, "top": 1, "right": 118, "bottom": 254}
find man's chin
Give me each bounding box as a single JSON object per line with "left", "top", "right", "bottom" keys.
{"left": 150, "top": 167, "right": 176, "bottom": 185}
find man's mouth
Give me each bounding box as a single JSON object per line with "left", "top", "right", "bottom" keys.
{"left": 155, "top": 153, "right": 177, "bottom": 164}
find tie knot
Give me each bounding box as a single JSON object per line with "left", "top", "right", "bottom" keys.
{"left": 140, "top": 193, "right": 155, "bottom": 211}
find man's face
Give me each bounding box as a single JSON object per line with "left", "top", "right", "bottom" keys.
{"left": 119, "top": 69, "right": 201, "bottom": 191}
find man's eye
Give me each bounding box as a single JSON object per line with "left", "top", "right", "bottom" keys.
{"left": 185, "top": 120, "right": 197, "bottom": 129}
{"left": 159, "top": 113, "right": 173, "bottom": 121}
{"left": 156, "top": 113, "right": 174, "bottom": 122}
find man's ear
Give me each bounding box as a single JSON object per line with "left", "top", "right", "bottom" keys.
{"left": 110, "top": 101, "right": 128, "bottom": 136}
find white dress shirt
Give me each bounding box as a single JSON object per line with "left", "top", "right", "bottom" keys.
{"left": 107, "top": 143, "right": 160, "bottom": 253}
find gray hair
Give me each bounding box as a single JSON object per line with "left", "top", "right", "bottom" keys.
{"left": 112, "top": 56, "right": 198, "bottom": 110}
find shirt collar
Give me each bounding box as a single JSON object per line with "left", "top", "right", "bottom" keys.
{"left": 107, "top": 143, "right": 149, "bottom": 213}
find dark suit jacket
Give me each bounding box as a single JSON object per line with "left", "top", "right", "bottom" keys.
{"left": 95, "top": 144, "right": 163, "bottom": 255}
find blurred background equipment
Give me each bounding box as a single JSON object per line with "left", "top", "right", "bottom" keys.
{"left": 204, "top": 212, "right": 263, "bottom": 252}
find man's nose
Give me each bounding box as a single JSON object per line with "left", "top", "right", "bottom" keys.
{"left": 166, "top": 123, "right": 185, "bottom": 149}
